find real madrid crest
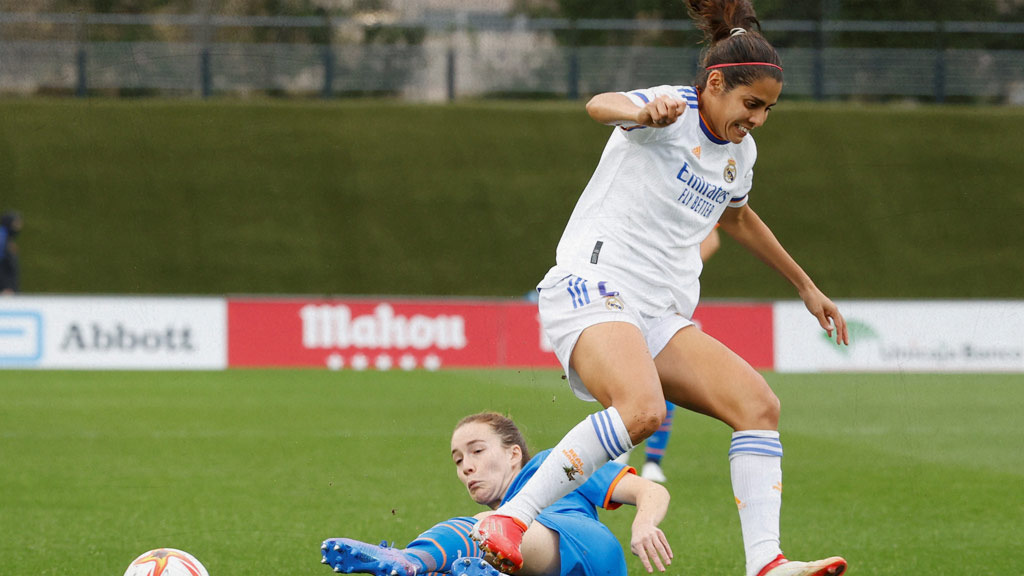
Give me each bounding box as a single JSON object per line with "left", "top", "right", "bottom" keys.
{"left": 724, "top": 159, "right": 737, "bottom": 183}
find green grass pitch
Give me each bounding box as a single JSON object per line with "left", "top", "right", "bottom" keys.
{"left": 1, "top": 369, "right": 1021, "bottom": 575}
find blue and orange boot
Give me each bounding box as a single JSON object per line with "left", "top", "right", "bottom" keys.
{"left": 321, "top": 538, "right": 419, "bottom": 576}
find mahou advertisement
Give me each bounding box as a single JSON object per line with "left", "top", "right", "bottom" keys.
{"left": 227, "top": 297, "right": 774, "bottom": 371}
{"left": 228, "top": 298, "right": 559, "bottom": 370}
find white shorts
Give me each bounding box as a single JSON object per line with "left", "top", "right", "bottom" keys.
{"left": 537, "top": 271, "right": 694, "bottom": 402}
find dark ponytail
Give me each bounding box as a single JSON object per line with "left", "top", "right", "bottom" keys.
{"left": 686, "top": 0, "right": 783, "bottom": 91}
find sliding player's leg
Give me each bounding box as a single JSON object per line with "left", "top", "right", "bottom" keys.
{"left": 323, "top": 517, "right": 482, "bottom": 576}
{"left": 473, "top": 321, "right": 663, "bottom": 573}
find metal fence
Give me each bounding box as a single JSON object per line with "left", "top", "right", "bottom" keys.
{"left": 2, "top": 11, "right": 1023, "bottom": 103}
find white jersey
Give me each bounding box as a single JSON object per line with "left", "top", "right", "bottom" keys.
{"left": 540, "top": 85, "right": 756, "bottom": 318}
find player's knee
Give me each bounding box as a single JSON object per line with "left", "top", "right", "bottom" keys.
{"left": 749, "top": 383, "right": 780, "bottom": 429}
{"left": 760, "top": 388, "right": 781, "bottom": 428}
{"left": 621, "top": 402, "right": 666, "bottom": 444}
{"left": 733, "top": 376, "right": 779, "bottom": 430}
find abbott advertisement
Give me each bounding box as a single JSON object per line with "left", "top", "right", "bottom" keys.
{"left": 774, "top": 300, "right": 1024, "bottom": 373}
{"left": 0, "top": 296, "right": 226, "bottom": 369}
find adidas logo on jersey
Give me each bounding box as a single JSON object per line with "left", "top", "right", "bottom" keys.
{"left": 692, "top": 145, "right": 702, "bottom": 159}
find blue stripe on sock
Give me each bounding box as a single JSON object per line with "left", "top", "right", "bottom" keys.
{"left": 448, "top": 519, "right": 480, "bottom": 558}
{"left": 589, "top": 413, "right": 613, "bottom": 458}
{"left": 600, "top": 410, "right": 626, "bottom": 456}
{"left": 595, "top": 412, "right": 614, "bottom": 456}
{"left": 729, "top": 446, "right": 784, "bottom": 457}
{"left": 645, "top": 415, "right": 671, "bottom": 460}
{"left": 730, "top": 435, "right": 783, "bottom": 458}
{"left": 731, "top": 440, "right": 782, "bottom": 450}
{"left": 732, "top": 434, "right": 779, "bottom": 442}
{"left": 590, "top": 411, "right": 625, "bottom": 459}
{"left": 732, "top": 438, "right": 781, "bottom": 448}
{"left": 408, "top": 516, "right": 482, "bottom": 571}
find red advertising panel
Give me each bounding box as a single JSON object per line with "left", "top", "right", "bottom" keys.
{"left": 692, "top": 303, "right": 774, "bottom": 369}
{"left": 227, "top": 298, "right": 772, "bottom": 370}
{"left": 228, "top": 298, "right": 559, "bottom": 370}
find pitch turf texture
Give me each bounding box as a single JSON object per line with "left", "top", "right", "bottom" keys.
{"left": 1, "top": 99, "right": 1023, "bottom": 299}
{"left": 1, "top": 369, "right": 1021, "bottom": 575}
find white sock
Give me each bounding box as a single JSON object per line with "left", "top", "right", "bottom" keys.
{"left": 729, "top": 430, "right": 784, "bottom": 576}
{"left": 497, "top": 406, "right": 633, "bottom": 525}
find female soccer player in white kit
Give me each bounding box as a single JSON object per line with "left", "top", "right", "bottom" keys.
{"left": 471, "top": 2, "right": 850, "bottom": 576}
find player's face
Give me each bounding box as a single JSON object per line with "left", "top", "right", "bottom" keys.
{"left": 704, "top": 73, "right": 782, "bottom": 144}
{"left": 451, "top": 422, "right": 522, "bottom": 509}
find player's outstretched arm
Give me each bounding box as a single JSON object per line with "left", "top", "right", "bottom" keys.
{"left": 719, "top": 204, "right": 849, "bottom": 345}
{"left": 609, "top": 473, "right": 673, "bottom": 573}
{"left": 586, "top": 93, "right": 685, "bottom": 128}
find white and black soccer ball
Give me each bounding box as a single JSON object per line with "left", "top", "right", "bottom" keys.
{"left": 123, "top": 548, "right": 210, "bottom": 576}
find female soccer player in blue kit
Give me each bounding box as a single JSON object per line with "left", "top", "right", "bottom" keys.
{"left": 322, "top": 412, "right": 672, "bottom": 576}
{"left": 470, "top": 2, "right": 850, "bottom": 576}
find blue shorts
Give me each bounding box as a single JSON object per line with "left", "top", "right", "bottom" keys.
{"left": 536, "top": 513, "right": 627, "bottom": 576}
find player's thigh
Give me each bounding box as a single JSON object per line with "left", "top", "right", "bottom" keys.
{"left": 518, "top": 522, "right": 561, "bottom": 576}
{"left": 654, "top": 325, "right": 779, "bottom": 431}
{"left": 570, "top": 321, "right": 666, "bottom": 441}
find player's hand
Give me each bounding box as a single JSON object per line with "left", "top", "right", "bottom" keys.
{"left": 800, "top": 287, "right": 849, "bottom": 345}
{"left": 629, "top": 523, "right": 673, "bottom": 572}
{"left": 637, "top": 95, "right": 686, "bottom": 128}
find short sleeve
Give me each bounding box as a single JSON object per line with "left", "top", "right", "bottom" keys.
{"left": 617, "top": 85, "right": 688, "bottom": 144}
{"left": 729, "top": 169, "right": 752, "bottom": 207}
{"left": 729, "top": 139, "right": 757, "bottom": 207}
{"left": 576, "top": 462, "right": 636, "bottom": 511}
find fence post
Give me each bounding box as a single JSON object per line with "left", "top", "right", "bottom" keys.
{"left": 322, "top": 15, "right": 334, "bottom": 99}
{"left": 75, "top": 12, "right": 87, "bottom": 97}
{"left": 196, "top": 5, "right": 212, "bottom": 98}
{"left": 567, "top": 21, "right": 579, "bottom": 100}
{"left": 934, "top": 21, "right": 946, "bottom": 104}
{"left": 76, "top": 47, "right": 87, "bottom": 98}
{"left": 813, "top": 19, "right": 825, "bottom": 101}
{"left": 201, "top": 48, "right": 212, "bottom": 98}
{"left": 446, "top": 46, "right": 456, "bottom": 102}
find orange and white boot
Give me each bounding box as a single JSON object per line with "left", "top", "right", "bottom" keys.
{"left": 756, "top": 555, "right": 847, "bottom": 576}
{"left": 470, "top": 515, "right": 527, "bottom": 574}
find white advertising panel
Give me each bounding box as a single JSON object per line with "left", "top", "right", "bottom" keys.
{"left": 0, "top": 296, "right": 226, "bottom": 370}
{"left": 775, "top": 300, "right": 1024, "bottom": 373}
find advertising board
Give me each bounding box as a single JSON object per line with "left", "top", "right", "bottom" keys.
{"left": 0, "top": 296, "right": 226, "bottom": 369}
{"left": 227, "top": 297, "right": 774, "bottom": 370}
{"left": 774, "top": 300, "right": 1024, "bottom": 372}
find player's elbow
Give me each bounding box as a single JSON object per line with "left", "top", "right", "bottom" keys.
{"left": 641, "top": 481, "right": 670, "bottom": 512}
{"left": 585, "top": 95, "right": 603, "bottom": 120}
{"left": 652, "top": 481, "right": 669, "bottom": 503}
{"left": 585, "top": 93, "right": 620, "bottom": 123}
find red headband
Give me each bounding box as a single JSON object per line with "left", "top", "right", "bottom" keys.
{"left": 706, "top": 62, "right": 783, "bottom": 71}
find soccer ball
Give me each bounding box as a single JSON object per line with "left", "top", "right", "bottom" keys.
{"left": 123, "top": 548, "right": 210, "bottom": 576}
